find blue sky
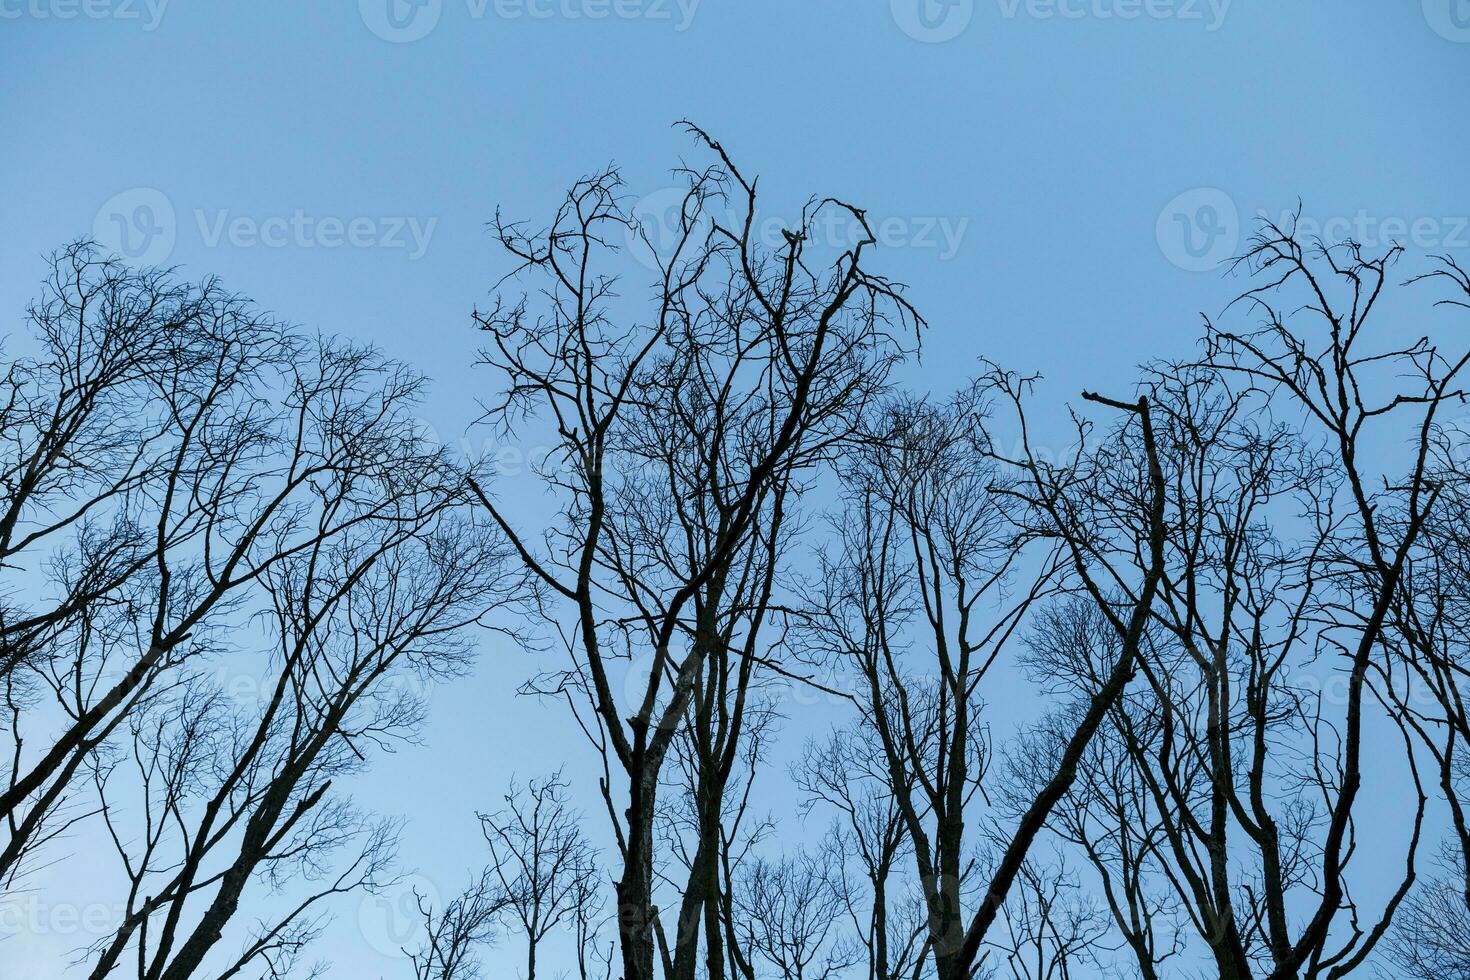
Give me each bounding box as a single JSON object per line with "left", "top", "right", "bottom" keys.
{"left": 2, "top": 2, "right": 1468, "bottom": 976}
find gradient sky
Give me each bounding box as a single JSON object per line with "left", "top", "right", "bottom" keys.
{"left": 2, "top": 2, "right": 1468, "bottom": 976}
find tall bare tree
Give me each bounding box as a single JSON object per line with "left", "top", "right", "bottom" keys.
{"left": 793, "top": 724, "right": 921, "bottom": 980}
{"left": 1185, "top": 227, "right": 1462, "bottom": 979}
{"left": 3, "top": 244, "right": 290, "bottom": 880}
{"left": 800, "top": 367, "right": 1168, "bottom": 980}
{"left": 0, "top": 247, "right": 524, "bottom": 904}
{"left": 1007, "top": 613, "right": 1185, "bottom": 980}
{"left": 1014, "top": 227, "right": 1468, "bottom": 979}
{"left": 78, "top": 364, "right": 528, "bottom": 978}
{"left": 480, "top": 772, "right": 601, "bottom": 980}
{"left": 1374, "top": 256, "right": 1470, "bottom": 979}
{"left": 468, "top": 125, "right": 918, "bottom": 980}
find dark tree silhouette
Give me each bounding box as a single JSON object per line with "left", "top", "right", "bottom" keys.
{"left": 1011, "top": 227, "right": 1469, "bottom": 980}
{"left": 798, "top": 369, "right": 1167, "bottom": 980}
{"left": 793, "top": 724, "right": 922, "bottom": 980}
{"left": 976, "top": 857, "right": 1114, "bottom": 980}
{"left": 1375, "top": 258, "right": 1470, "bottom": 979}
{"left": 479, "top": 772, "right": 601, "bottom": 980}
{"left": 85, "top": 505, "right": 523, "bottom": 978}
{"left": 730, "top": 849, "right": 856, "bottom": 980}
{"left": 3, "top": 244, "right": 301, "bottom": 881}
{"left": 467, "top": 125, "right": 918, "bottom": 980}
{"left": 406, "top": 870, "right": 511, "bottom": 980}
{"left": 0, "top": 245, "right": 531, "bottom": 976}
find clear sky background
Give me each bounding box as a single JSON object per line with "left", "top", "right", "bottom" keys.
{"left": 2, "top": 2, "right": 1468, "bottom": 977}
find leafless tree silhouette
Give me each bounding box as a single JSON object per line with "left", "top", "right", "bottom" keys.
{"left": 467, "top": 124, "right": 919, "bottom": 980}
{"left": 406, "top": 869, "right": 510, "bottom": 980}
{"left": 793, "top": 724, "right": 923, "bottom": 980}
{"left": 1374, "top": 257, "right": 1470, "bottom": 979}
{"left": 84, "top": 507, "right": 523, "bottom": 978}
{"left": 730, "top": 848, "right": 856, "bottom": 980}
{"left": 479, "top": 771, "right": 601, "bottom": 980}
{"left": 0, "top": 244, "right": 531, "bottom": 976}
{"left": 975, "top": 857, "right": 1114, "bottom": 980}
{"left": 1012, "top": 227, "right": 1470, "bottom": 980}
{"left": 796, "top": 363, "right": 1167, "bottom": 980}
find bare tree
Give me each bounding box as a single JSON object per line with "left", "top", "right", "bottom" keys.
{"left": 2, "top": 244, "right": 294, "bottom": 881}
{"left": 1374, "top": 255, "right": 1470, "bottom": 980}
{"left": 468, "top": 125, "right": 918, "bottom": 980}
{"left": 82, "top": 456, "right": 526, "bottom": 978}
{"left": 0, "top": 247, "right": 524, "bottom": 906}
{"left": 794, "top": 725, "right": 921, "bottom": 980}
{"left": 1011, "top": 226, "right": 1468, "bottom": 979}
{"left": 660, "top": 684, "right": 782, "bottom": 980}
{"left": 480, "top": 771, "right": 601, "bottom": 980}
{"left": 800, "top": 368, "right": 1168, "bottom": 980}
{"left": 730, "top": 849, "right": 856, "bottom": 980}
{"left": 406, "top": 869, "right": 510, "bottom": 980}
{"left": 1182, "top": 226, "right": 1462, "bottom": 978}
{"left": 0, "top": 247, "right": 536, "bottom": 976}
{"left": 1382, "top": 842, "right": 1470, "bottom": 979}
{"left": 799, "top": 383, "right": 1039, "bottom": 979}
{"left": 976, "top": 857, "right": 1114, "bottom": 980}
{"left": 1008, "top": 613, "right": 1185, "bottom": 980}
